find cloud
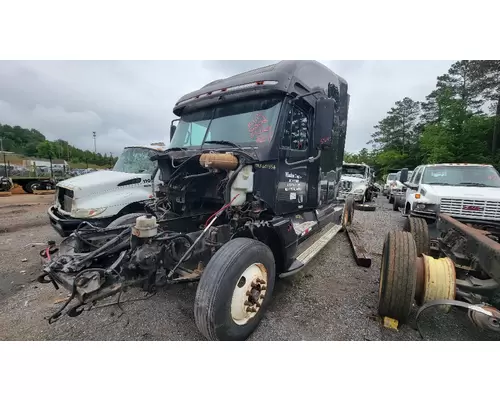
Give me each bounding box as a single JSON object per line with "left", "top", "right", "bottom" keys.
{"left": 0, "top": 60, "right": 454, "bottom": 155}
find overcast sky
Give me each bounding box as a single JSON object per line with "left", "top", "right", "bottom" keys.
{"left": 0, "top": 60, "right": 454, "bottom": 156}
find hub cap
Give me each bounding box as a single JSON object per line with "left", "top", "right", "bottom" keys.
{"left": 231, "top": 263, "right": 267, "bottom": 325}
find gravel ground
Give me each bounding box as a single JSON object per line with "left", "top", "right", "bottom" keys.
{"left": 0, "top": 195, "right": 498, "bottom": 341}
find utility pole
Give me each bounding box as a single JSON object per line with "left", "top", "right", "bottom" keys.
{"left": 92, "top": 131, "right": 97, "bottom": 154}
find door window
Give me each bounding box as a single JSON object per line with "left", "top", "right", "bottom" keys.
{"left": 282, "top": 105, "right": 310, "bottom": 151}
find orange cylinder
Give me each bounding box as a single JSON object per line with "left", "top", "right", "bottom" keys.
{"left": 199, "top": 153, "right": 239, "bottom": 171}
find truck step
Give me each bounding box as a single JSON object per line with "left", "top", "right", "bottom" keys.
{"left": 279, "top": 222, "right": 342, "bottom": 278}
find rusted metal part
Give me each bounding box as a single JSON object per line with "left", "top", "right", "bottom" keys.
{"left": 437, "top": 213, "right": 500, "bottom": 283}
{"left": 414, "top": 256, "right": 425, "bottom": 306}
{"left": 468, "top": 305, "right": 500, "bottom": 332}
{"left": 346, "top": 226, "right": 371, "bottom": 268}
{"left": 415, "top": 299, "right": 500, "bottom": 339}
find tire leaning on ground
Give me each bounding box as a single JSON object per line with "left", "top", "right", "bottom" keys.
{"left": 354, "top": 203, "right": 376, "bottom": 212}
{"left": 389, "top": 195, "right": 394, "bottom": 204}
{"left": 404, "top": 217, "right": 430, "bottom": 256}
{"left": 194, "top": 238, "right": 276, "bottom": 341}
{"left": 378, "top": 231, "right": 417, "bottom": 324}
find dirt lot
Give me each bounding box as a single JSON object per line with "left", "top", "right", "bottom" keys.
{"left": 0, "top": 194, "right": 497, "bottom": 341}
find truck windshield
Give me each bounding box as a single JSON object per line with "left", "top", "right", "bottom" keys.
{"left": 395, "top": 171, "right": 413, "bottom": 182}
{"left": 422, "top": 165, "right": 500, "bottom": 187}
{"left": 387, "top": 173, "right": 396, "bottom": 182}
{"left": 169, "top": 97, "right": 283, "bottom": 149}
{"left": 113, "top": 147, "right": 158, "bottom": 175}
{"left": 342, "top": 165, "right": 366, "bottom": 178}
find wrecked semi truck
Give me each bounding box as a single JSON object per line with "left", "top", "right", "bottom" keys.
{"left": 37, "top": 61, "right": 351, "bottom": 341}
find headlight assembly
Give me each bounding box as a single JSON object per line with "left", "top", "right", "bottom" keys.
{"left": 71, "top": 207, "right": 107, "bottom": 219}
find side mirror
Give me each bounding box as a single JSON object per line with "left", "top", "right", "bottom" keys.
{"left": 170, "top": 118, "right": 179, "bottom": 141}
{"left": 313, "top": 97, "right": 336, "bottom": 150}
{"left": 400, "top": 168, "right": 409, "bottom": 183}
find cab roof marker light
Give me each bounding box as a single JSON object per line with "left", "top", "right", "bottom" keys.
{"left": 176, "top": 80, "right": 279, "bottom": 106}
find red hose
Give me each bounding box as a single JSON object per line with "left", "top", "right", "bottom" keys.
{"left": 204, "top": 194, "right": 240, "bottom": 227}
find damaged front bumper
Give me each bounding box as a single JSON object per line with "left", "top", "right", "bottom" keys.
{"left": 337, "top": 192, "right": 363, "bottom": 202}
{"left": 48, "top": 206, "right": 112, "bottom": 237}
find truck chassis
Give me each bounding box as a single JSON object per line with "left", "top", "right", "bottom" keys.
{"left": 378, "top": 213, "right": 500, "bottom": 337}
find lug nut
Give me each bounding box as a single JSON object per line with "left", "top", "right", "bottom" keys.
{"left": 251, "top": 282, "right": 258, "bottom": 288}
{"left": 261, "top": 285, "right": 267, "bottom": 290}
{"left": 246, "top": 291, "right": 251, "bottom": 296}
{"left": 256, "top": 278, "right": 265, "bottom": 284}
{"left": 255, "top": 303, "right": 261, "bottom": 308}
{"left": 260, "top": 294, "right": 265, "bottom": 299}
{"left": 244, "top": 301, "right": 252, "bottom": 306}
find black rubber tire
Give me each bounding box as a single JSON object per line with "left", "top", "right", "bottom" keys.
{"left": 389, "top": 195, "right": 394, "bottom": 204}
{"left": 378, "top": 231, "right": 417, "bottom": 324}
{"left": 392, "top": 196, "right": 403, "bottom": 211}
{"left": 23, "top": 181, "right": 38, "bottom": 194}
{"left": 365, "top": 190, "right": 372, "bottom": 202}
{"left": 107, "top": 212, "right": 146, "bottom": 228}
{"left": 404, "top": 217, "right": 430, "bottom": 256}
{"left": 354, "top": 203, "right": 376, "bottom": 212}
{"left": 194, "top": 238, "right": 276, "bottom": 341}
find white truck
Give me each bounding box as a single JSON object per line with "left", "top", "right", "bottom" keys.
{"left": 382, "top": 172, "right": 397, "bottom": 197}
{"left": 337, "top": 162, "right": 376, "bottom": 202}
{"left": 48, "top": 144, "right": 166, "bottom": 237}
{"left": 400, "top": 163, "right": 500, "bottom": 226}
{"left": 388, "top": 169, "right": 413, "bottom": 206}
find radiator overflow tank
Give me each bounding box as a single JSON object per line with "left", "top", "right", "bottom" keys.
{"left": 230, "top": 165, "right": 254, "bottom": 206}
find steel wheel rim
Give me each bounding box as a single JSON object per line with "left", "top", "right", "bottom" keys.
{"left": 230, "top": 263, "right": 267, "bottom": 325}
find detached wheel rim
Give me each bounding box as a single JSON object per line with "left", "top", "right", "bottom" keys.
{"left": 231, "top": 263, "right": 267, "bottom": 325}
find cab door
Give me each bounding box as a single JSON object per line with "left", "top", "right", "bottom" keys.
{"left": 276, "top": 100, "right": 316, "bottom": 215}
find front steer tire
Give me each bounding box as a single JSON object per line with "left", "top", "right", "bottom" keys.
{"left": 194, "top": 238, "right": 276, "bottom": 341}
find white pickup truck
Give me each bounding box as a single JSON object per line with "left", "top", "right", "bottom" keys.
{"left": 400, "top": 163, "right": 500, "bottom": 226}
{"left": 48, "top": 144, "right": 166, "bottom": 237}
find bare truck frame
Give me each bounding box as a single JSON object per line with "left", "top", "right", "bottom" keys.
{"left": 36, "top": 61, "right": 370, "bottom": 341}
{"left": 378, "top": 212, "right": 500, "bottom": 336}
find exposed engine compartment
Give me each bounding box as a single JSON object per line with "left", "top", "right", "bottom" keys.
{"left": 37, "top": 149, "right": 270, "bottom": 322}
